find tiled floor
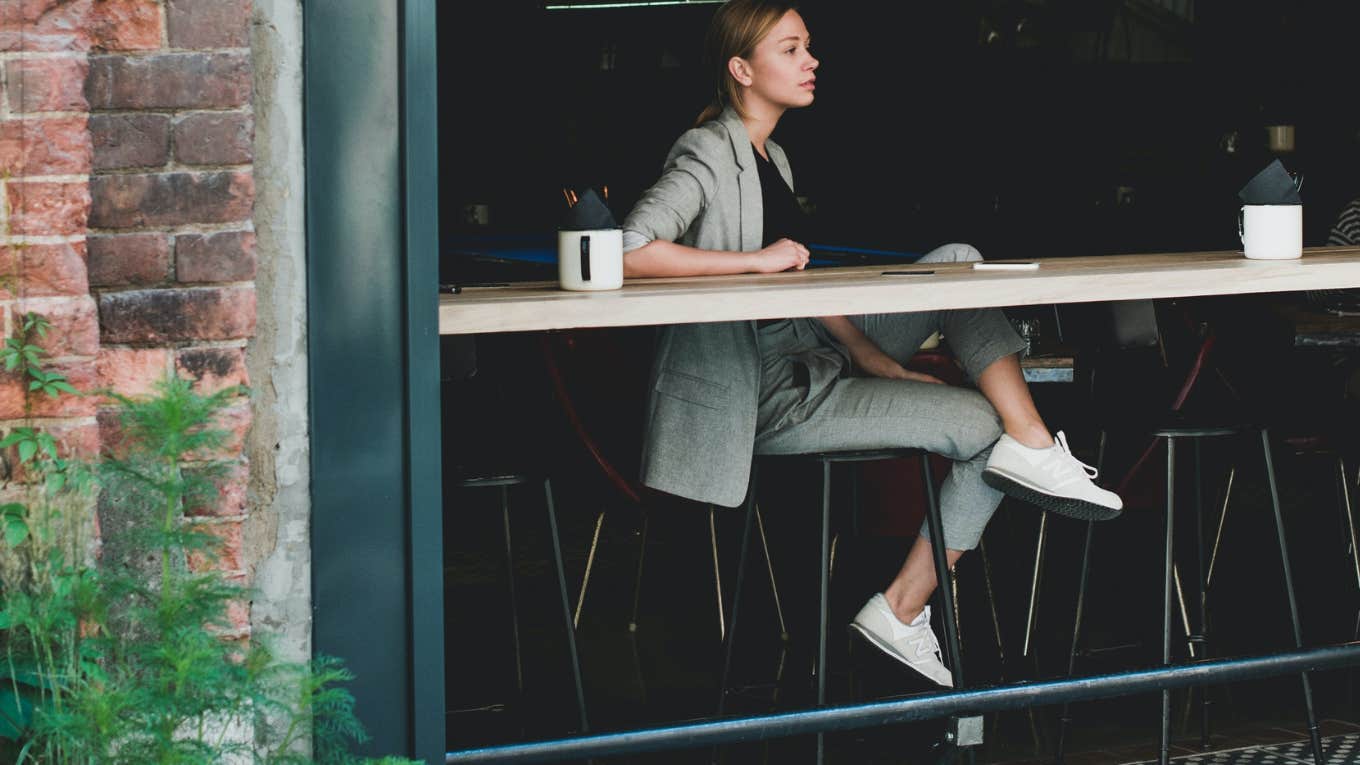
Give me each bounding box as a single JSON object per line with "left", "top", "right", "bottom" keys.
{"left": 990, "top": 722, "right": 1360, "bottom": 765}
{"left": 1127, "top": 731, "right": 1360, "bottom": 764}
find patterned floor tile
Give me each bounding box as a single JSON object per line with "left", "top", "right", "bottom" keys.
{"left": 1262, "top": 733, "right": 1360, "bottom": 764}
{"left": 1094, "top": 735, "right": 1360, "bottom": 765}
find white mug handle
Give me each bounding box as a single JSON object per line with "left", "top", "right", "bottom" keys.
{"left": 1237, "top": 207, "right": 1245, "bottom": 243}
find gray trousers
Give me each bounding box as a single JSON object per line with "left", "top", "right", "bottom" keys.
{"left": 753, "top": 244, "right": 1028, "bottom": 550}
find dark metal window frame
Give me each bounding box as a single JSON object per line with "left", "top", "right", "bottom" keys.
{"left": 306, "top": 0, "right": 443, "bottom": 761}
{"left": 305, "top": 4, "right": 1360, "bottom": 764}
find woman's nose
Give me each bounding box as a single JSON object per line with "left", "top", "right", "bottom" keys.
{"left": 806, "top": 55, "right": 819, "bottom": 70}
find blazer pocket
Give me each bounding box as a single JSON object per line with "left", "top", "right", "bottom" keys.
{"left": 655, "top": 368, "right": 730, "bottom": 411}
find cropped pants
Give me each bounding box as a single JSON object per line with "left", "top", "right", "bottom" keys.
{"left": 753, "top": 244, "right": 1028, "bottom": 550}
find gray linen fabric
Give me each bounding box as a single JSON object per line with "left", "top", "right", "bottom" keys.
{"left": 753, "top": 244, "right": 1026, "bottom": 550}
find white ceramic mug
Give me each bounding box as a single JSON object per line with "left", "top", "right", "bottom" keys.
{"left": 1238, "top": 204, "right": 1302, "bottom": 260}
{"left": 558, "top": 229, "right": 623, "bottom": 291}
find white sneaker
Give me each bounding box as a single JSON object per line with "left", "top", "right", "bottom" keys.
{"left": 983, "top": 431, "right": 1123, "bottom": 521}
{"left": 849, "top": 595, "right": 953, "bottom": 687}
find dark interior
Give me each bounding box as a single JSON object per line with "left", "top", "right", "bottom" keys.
{"left": 437, "top": 3, "right": 1360, "bottom": 762}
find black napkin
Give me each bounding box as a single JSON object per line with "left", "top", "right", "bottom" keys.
{"left": 561, "top": 187, "right": 618, "bottom": 230}
{"left": 1238, "top": 159, "right": 1302, "bottom": 205}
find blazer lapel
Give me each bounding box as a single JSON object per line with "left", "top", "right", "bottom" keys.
{"left": 718, "top": 107, "right": 762, "bottom": 252}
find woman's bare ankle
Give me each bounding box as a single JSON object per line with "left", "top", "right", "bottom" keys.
{"left": 882, "top": 590, "right": 925, "bottom": 625}
{"left": 1007, "top": 423, "right": 1054, "bottom": 449}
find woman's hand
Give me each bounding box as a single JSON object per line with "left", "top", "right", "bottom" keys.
{"left": 851, "top": 345, "right": 946, "bottom": 385}
{"left": 751, "top": 238, "right": 810, "bottom": 273}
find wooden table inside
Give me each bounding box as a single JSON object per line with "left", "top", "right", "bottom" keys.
{"left": 439, "top": 247, "right": 1360, "bottom": 336}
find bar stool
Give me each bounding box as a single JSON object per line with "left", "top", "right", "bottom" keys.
{"left": 1050, "top": 304, "right": 1323, "bottom": 765}
{"left": 451, "top": 471, "right": 589, "bottom": 735}
{"left": 718, "top": 448, "right": 977, "bottom": 765}
{"left": 539, "top": 331, "right": 787, "bottom": 645}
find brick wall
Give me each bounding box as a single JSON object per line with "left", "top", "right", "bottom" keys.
{"left": 2, "top": 0, "right": 257, "bottom": 637}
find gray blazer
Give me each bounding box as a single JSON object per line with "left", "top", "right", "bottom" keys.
{"left": 623, "top": 107, "right": 795, "bottom": 507}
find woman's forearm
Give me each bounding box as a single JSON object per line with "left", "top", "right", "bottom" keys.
{"left": 624, "top": 239, "right": 756, "bottom": 278}
{"left": 816, "top": 315, "right": 875, "bottom": 353}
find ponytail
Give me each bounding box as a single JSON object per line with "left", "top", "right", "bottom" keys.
{"left": 693, "top": 0, "right": 798, "bottom": 128}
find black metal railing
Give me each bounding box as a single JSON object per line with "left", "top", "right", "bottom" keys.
{"left": 446, "top": 642, "right": 1360, "bottom": 764}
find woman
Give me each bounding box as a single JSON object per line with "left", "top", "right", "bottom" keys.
{"left": 622, "top": 0, "right": 1121, "bottom": 687}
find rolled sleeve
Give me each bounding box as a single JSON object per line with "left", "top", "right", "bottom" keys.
{"left": 621, "top": 127, "right": 723, "bottom": 246}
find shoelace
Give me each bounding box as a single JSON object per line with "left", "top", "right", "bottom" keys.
{"left": 923, "top": 628, "right": 943, "bottom": 661}
{"left": 1053, "top": 431, "right": 1099, "bottom": 479}
{"left": 913, "top": 610, "right": 943, "bottom": 660}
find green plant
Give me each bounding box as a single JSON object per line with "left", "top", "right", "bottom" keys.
{"left": 0, "top": 325, "right": 414, "bottom": 762}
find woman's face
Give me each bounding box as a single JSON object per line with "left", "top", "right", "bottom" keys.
{"left": 737, "top": 10, "right": 818, "bottom": 112}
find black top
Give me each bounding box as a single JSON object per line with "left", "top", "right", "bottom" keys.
{"left": 753, "top": 144, "right": 807, "bottom": 247}
{"left": 754, "top": 144, "right": 808, "bottom": 329}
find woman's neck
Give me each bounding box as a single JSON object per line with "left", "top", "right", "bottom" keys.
{"left": 740, "top": 100, "right": 785, "bottom": 159}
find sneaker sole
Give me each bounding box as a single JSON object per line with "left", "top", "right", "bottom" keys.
{"left": 848, "top": 622, "right": 953, "bottom": 688}
{"left": 982, "top": 468, "right": 1122, "bottom": 522}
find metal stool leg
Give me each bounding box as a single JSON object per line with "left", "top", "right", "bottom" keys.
{"left": 1205, "top": 467, "right": 1236, "bottom": 591}
{"left": 628, "top": 514, "right": 649, "bottom": 633}
{"left": 755, "top": 506, "right": 790, "bottom": 643}
{"left": 574, "top": 510, "right": 606, "bottom": 628}
{"left": 1261, "top": 430, "right": 1324, "bottom": 765}
{"left": 717, "top": 471, "right": 759, "bottom": 718}
{"left": 544, "top": 479, "right": 589, "bottom": 733}
{"left": 710, "top": 506, "right": 725, "bottom": 641}
{"left": 1054, "top": 519, "right": 1096, "bottom": 765}
{"left": 921, "top": 456, "right": 972, "bottom": 763}
{"left": 1338, "top": 458, "right": 1360, "bottom": 640}
{"left": 1161, "top": 437, "right": 1176, "bottom": 765}
{"left": 978, "top": 540, "right": 1006, "bottom": 667}
{"left": 1023, "top": 512, "right": 1049, "bottom": 662}
{"left": 816, "top": 459, "right": 832, "bottom": 765}
{"left": 502, "top": 485, "right": 525, "bottom": 702}
{"left": 1055, "top": 429, "right": 1104, "bottom": 765}
{"left": 1193, "top": 441, "right": 1210, "bottom": 749}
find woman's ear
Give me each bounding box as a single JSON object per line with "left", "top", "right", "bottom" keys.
{"left": 727, "top": 55, "right": 753, "bottom": 87}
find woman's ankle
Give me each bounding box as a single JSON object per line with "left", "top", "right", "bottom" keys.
{"left": 1006, "top": 423, "right": 1054, "bottom": 449}
{"left": 882, "top": 590, "right": 925, "bottom": 625}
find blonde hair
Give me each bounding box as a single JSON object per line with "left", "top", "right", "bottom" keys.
{"left": 694, "top": 0, "right": 800, "bottom": 127}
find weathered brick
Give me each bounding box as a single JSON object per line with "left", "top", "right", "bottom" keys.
{"left": 7, "top": 181, "right": 90, "bottom": 237}
{"left": 96, "top": 347, "right": 170, "bottom": 397}
{"left": 86, "top": 53, "right": 251, "bottom": 111}
{"left": 176, "top": 346, "right": 249, "bottom": 393}
{"left": 16, "top": 296, "right": 99, "bottom": 357}
{"left": 89, "top": 172, "right": 254, "bottom": 229}
{"left": 87, "top": 233, "right": 170, "bottom": 287}
{"left": 214, "top": 399, "right": 251, "bottom": 455}
{"left": 0, "top": 420, "right": 100, "bottom": 485}
{"left": 167, "top": 0, "right": 251, "bottom": 49}
{"left": 224, "top": 597, "right": 251, "bottom": 633}
{"left": 99, "top": 286, "right": 256, "bottom": 343}
{"left": 0, "top": 117, "right": 92, "bottom": 176}
{"left": 87, "top": 0, "right": 161, "bottom": 51}
{"left": 96, "top": 405, "right": 125, "bottom": 457}
{"left": 0, "top": 370, "right": 22, "bottom": 420}
{"left": 0, "top": 0, "right": 91, "bottom": 53}
{"left": 173, "top": 112, "right": 253, "bottom": 166}
{"left": 5, "top": 58, "right": 89, "bottom": 112}
{"left": 0, "top": 241, "right": 89, "bottom": 298}
{"left": 91, "top": 113, "right": 169, "bottom": 171}
{"left": 99, "top": 389, "right": 246, "bottom": 462}
{"left": 186, "top": 520, "right": 244, "bottom": 573}
{"left": 0, "top": 358, "right": 98, "bottom": 419}
{"left": 176, "top": 231, "right": 255, "bottom": 283}
{"left": 218, "top": 572, "right": 252, "bottom": 635}
{"left": 186, "top": 459, "right": 248, "bottom": 518}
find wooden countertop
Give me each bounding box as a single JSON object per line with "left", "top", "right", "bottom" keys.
{"left": 439, "top": 247, "right": 1360, "bottom": 335}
